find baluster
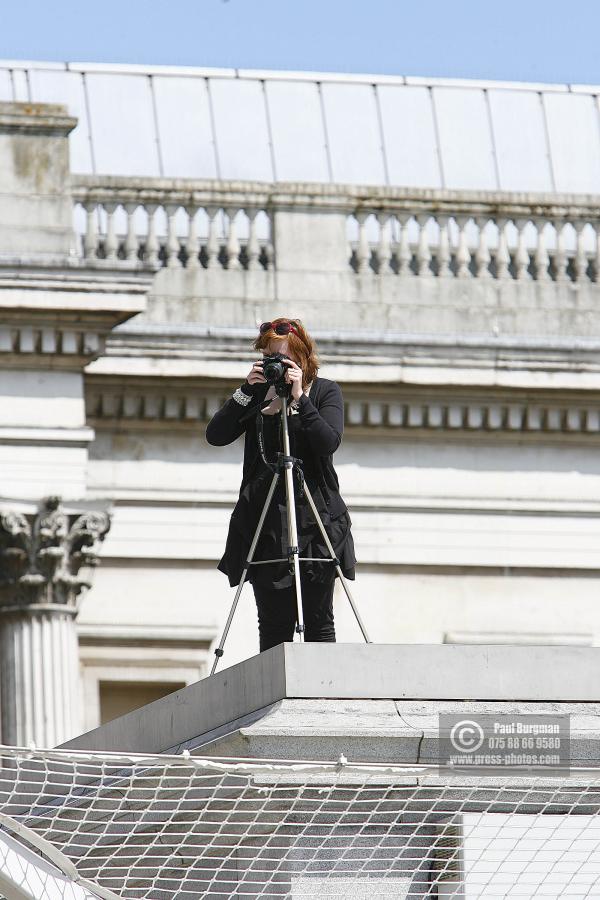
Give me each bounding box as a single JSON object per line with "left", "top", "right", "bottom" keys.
{"left": 186, "top": 205, "right": 200, "bottom": 270}
{"left": 165, "top": 203, "right": 181, "bottom": 268}
{"left": 534, "top": 219, "right": 550, "bottom": 282}
{"left": 83, "top": 201, "right": 98, "bottom": 260}
{"left": 264, "top": 240, "right": 275, "bottom": 270}
{"left": 264, "top": 208, "right": 274, "bottom": 269}
{"left": 574, "top": 220, "right": 589, "bottom": 283}
{"left": 554, "top": 220, "right": 568, "bottom": 283}
{"left": 495, "top": 217, "right": 510, "bottom": 280}
{"left": 124, "top": 202, "right": 139, "bottom": 262}
{"left": 355, "top": 212, "right": 371, "bottom": 273}
{"left": 416, "top": 214, "right": 432, "bottom": 276}
{"left": 245, "top": 207, "right": 260, "bottom": 271}
{"left": 397, "top": 213, "right": 413, "bottom": 277}
{"left": 226, "top": 207, "right": 241, "bottom": 270}
{"left": 206, "top": 206, "right": 220, "bottom": 268}
{"left": 515, "top": 219, "right": 531, "bottom": 281}
{"left": 595, "top": 221, "right": 600, "bottom": 283}
{"left": 377, "top": 212, "right": 391, "bottom": 275}
{"left": 455, "top": 215, "right": 471, "bottom": 278}
{"left": 475, "top": 216, "right": 491, "bottom": 278}
{"left": 436, "top": 214, "right": 451, "bottom": 278}
{"left": 144, "top": 204, "right": 159, "bottom": 266}
{"left": 103, "top": 202, "right": 118, "bottom": 261}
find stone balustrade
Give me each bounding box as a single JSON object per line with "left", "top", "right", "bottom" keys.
{"left": 71, "top": 176, "right": 600, "bottom": 335}
{"left": 350, "top": 207, "right": 600, "bottom": 283}
{"left": 72, "top": 176, "right": 274, "bottom": 270}
{"left": 72, "top": 176, "right": 600, "bottom": 284}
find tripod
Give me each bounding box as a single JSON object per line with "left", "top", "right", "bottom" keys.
{"left": 210, "top": 383, "right": 370, "bottom": 675}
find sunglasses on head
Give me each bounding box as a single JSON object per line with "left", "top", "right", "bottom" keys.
{"left": 259, "top": 321, "right": 299, "bottom": 337}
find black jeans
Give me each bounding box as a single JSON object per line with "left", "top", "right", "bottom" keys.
{"left": 252, "top": 577, "right": 336, "bottom": 652}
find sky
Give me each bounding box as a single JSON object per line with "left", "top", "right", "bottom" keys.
{"left": 0, "top": 0, "right": 598, "bottom": 86}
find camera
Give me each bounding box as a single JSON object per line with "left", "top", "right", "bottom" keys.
{"left": 260, "top": 352, "right": 290, "bottom": 387}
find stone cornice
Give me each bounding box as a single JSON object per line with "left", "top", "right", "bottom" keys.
{"left": 108, "top": 322, "right": 600, "bottom": 351}
{"left": 0, "top": 264, "right": 154, "bottom": 307}
{"left": 0, "top": 265, "right": 153, "bottom": 366}
{"left": 84, "top": 375, "right": 600, "bottom": 437}
{"left": 0, "top": 427, "right": 95, "bottom": 446}
{"left": 87, "top": 324, "right": 600, "bottom": 390}
{"left": 0, "top": 323, "right": 105, "bottom": 362}
{"left": 76, "top": 623, "right": 217, "bottom": 645}
{"left": 0, "top": 101, "right": 77, "bottom": 136}
{"left": 88, "top": 349, "right": 600, "bottom": 394}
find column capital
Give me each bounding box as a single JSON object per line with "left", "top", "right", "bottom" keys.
{"left": 0, "top": 496, "right": 111, "bottom": 612}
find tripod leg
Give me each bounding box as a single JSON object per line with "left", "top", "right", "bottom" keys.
{"left": 302, "top": 483, "right": 371, "bottom": 644}
{"left": 281, "top": 397, "right": 305, "bottom": 641}
{"left": 210, "top": 472, "right": 281, "bottom": 675}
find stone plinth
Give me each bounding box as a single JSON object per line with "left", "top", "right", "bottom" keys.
{"left": 61, "top": 643, "right": 600, "bottom": 764}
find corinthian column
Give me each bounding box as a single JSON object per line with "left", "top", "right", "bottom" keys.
{"left": 0, "top": 496, "right": 110, "bottom": 747}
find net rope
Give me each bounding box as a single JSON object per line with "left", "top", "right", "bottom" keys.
{"left": 1, "top": 744, "right": 600, "bottom": 898}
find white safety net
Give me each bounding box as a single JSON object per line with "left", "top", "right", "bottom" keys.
{"left": 1, "top": 745, "right": 600, "bottom": 899}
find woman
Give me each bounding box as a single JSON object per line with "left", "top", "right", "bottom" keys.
{"left": 205, "top": 317, "right": 356, "bottom": 653}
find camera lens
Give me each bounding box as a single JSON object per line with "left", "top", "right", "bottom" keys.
{"left": 263, "top": 359, "right": 285, "bottom": 383}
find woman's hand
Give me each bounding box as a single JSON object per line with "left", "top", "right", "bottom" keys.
{"left": 283, "top": 358, "right": 304, "bottom": 401}
{"left": 246, "top": 361, "right": 267, "bottom": 385}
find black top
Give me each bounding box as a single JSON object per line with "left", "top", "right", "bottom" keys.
{"left": 205, "top": 376, "right": 356, "bottom": 589}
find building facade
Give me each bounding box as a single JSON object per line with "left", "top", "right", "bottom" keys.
{"left": 2, "top": 60, "right": 600, "bottom": 746}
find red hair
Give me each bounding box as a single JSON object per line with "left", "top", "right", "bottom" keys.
{"left": 252, "top": 318, "right": 319, "bottom": 389}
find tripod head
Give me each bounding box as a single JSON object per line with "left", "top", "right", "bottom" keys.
{"left": 273, "top": 380, "right": 293, "bottom": 398}
{"left": 238, "top": 375, "right": 292, "bottom": 423}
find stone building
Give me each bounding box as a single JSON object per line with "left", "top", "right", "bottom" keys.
{"left": 2, "top": 60, "right": 600, "bottom": 748}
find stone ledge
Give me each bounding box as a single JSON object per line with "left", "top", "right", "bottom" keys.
{"left": 71, "top": 172, "right": 600, "bottom": 213}
{"left": 185, "top": 698, "right": 600, "bottom": 767}
{"left": 61, "top": 643, "right": 600, "bottom": 755}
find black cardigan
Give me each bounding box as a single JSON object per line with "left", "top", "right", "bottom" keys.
{"left": 205, "top": 376, "right": 349, "bottom": 518}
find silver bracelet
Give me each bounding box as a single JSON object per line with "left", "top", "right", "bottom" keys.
{"left": 232, "top": 387, "right": 252, "bottom": 406}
